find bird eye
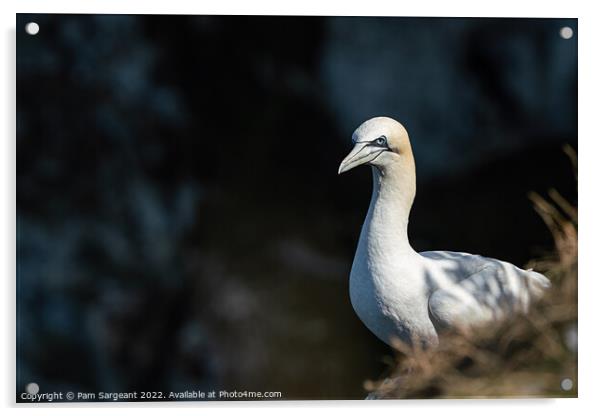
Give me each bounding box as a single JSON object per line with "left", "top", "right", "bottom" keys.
{"left": 375, "top": 136, "right": 387, "bottom": 146}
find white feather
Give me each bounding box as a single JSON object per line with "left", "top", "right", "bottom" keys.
{"left": 344, "top": 117, "right": 551, "bottom": 347}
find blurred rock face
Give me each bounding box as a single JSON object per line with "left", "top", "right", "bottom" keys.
{"left": 322, "top": 17, "right": 577, "bottom": 177}
{"left": 17, "top": 15, "right": 576, "bottom": 400}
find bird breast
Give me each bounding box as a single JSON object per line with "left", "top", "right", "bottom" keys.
{"left": 349, "top": 244, "right": 436, "bottom": 346}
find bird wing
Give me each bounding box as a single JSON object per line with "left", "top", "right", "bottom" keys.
{"left": 421, "top": 251, "right": 551, "bottom": 331}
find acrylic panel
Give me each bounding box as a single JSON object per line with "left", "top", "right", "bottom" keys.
{"left": 16, "top": 14, "right": 577, "bottom": 402}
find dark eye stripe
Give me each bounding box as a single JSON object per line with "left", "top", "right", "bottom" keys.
{"left": 355, "top": 135, "right": 388, "bottom": 147}
{"left": 353, "top": 136, "right": 392, "bottom": 153}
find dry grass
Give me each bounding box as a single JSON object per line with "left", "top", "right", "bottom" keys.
{"left": 365, "top": 146, "right": 577, "bottom": 399}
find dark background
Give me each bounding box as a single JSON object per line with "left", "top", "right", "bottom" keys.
{"left": 16, "top": 14, "right": 577, "bottom": 400}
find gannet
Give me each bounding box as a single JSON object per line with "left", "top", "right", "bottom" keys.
{"left": 339, "top": 117, "right": 551, "bottom": 348}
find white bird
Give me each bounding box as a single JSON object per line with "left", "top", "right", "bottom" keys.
{"left": 338, "top": 117, "right": 551, "bottom": 348}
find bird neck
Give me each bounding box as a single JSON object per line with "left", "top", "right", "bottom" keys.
{"left": 364, "top": 154, "right": 416, "bottom": 255}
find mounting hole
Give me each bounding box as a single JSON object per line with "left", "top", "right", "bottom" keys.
{"left": 25, "top": 22, "right": 39, "bottom": 36}
{"left": 559, "top": 26, "right": 573, "bottom": 40}
{"left": 25, "top": 382, "right": 39, "bottom": 394}
{"left": 560, "top": 378, "right": 574, "bottom": 391}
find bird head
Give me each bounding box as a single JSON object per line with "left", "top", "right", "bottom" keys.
{"left": 338, "top": 116, "right": 411, "bottom": 174}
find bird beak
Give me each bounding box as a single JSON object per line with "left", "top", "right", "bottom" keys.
{"left": 338, "top": 143, "right": 382, "bottom": 174}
